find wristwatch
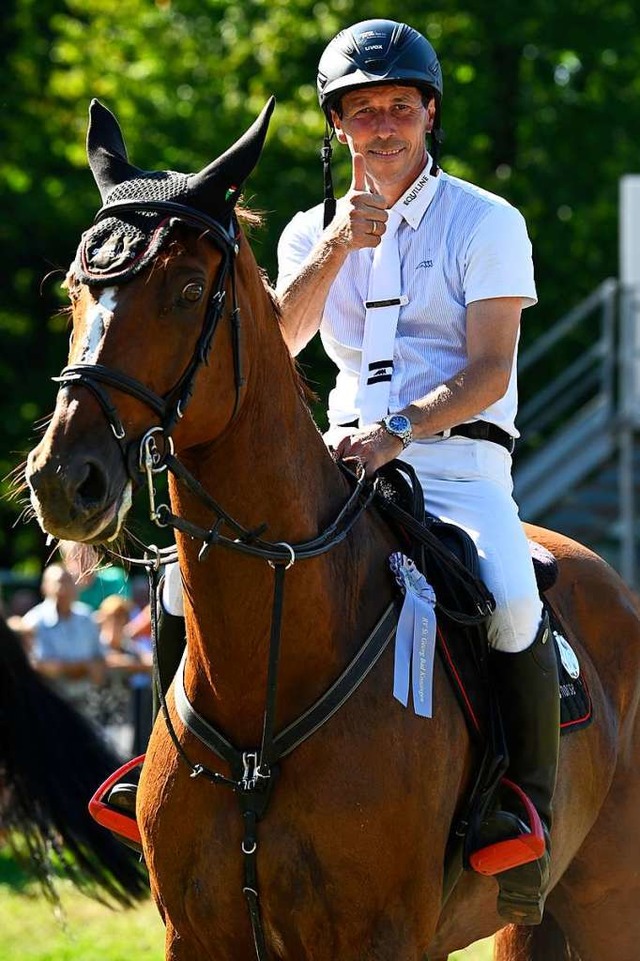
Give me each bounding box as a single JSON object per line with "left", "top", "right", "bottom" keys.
{"left": 380, "top": 413, "right": 414, "bottom": 449}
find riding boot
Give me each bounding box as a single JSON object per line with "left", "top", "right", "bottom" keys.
{"left": 152, "top": 580, "right": 188, "bottom": 719}
{"left": 104, "top": 584, "right": 186, "bottom": 843}
{"left": 487, "top": 613, "right": 560, "bottom": 925}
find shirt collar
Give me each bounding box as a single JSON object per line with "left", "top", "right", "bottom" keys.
{"left": 392, "top": 156, "right": 441, "bottom": 230}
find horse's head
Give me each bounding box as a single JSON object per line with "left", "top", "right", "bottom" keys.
{"left": 26, "top": 97, "right": 275, "bottom": 544}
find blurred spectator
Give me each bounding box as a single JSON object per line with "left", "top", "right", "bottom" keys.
{"left": 79, "top": 565, "right": 131, "bottom": 610}
{"left": 8, "top": 587, "right": 40, "bottom": 618}
{"left": 22, "top": 563, "right": 106, "bottom": 716}
{"left": 126, "top": 577, "right": 154, "bottom": 754}
{"left": 96, "top": 594, "right": 153, "bottom": 756}
{"left": 5, "top": 587, "right": 40, "bottom": 652}
{"left": 58, "top": 541, "right": 131, "bottom": 611}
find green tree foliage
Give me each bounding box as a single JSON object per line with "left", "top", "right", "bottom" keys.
{"left": 1, "top": 0, "right": 638, "bottom": 570}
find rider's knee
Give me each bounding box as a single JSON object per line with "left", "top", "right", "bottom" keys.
{"left": 487, "top": 594, "right": 544, "bottom": 653}
{"left": 162, "top": 561, "right": 184, "bottom": 616}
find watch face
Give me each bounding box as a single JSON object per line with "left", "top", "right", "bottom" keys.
{"left": 388, "top": 415, "right": 410, "bottom": 433}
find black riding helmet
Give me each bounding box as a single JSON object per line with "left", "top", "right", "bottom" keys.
{"left": 316, "top": 19, "right": 444, "bottom": 227}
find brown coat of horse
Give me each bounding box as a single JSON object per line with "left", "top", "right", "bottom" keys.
{"left": 25, "top": 100, "right": 640, "bottom": 961}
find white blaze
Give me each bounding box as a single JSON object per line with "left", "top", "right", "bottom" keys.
{"left": 79, "top": 287, "right": 118, "bottom": 362}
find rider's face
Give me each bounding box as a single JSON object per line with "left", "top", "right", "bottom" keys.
{"left": 332, "top": 85, "right": 435, "bottom": 201}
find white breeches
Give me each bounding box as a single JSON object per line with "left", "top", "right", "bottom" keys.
{"left": 400, "top": 437, "right": 543, "bottom": 653}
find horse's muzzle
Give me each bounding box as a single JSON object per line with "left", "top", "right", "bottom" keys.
{"left": 26, "top": 443, "right": 132, "bottom": 543}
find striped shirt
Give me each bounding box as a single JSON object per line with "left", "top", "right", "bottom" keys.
{"left": 277, "top": 159, "right": 537, "bottom": 436}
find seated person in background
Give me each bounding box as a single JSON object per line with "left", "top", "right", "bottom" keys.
{"left": 97, "top": 595, "right": 153, "bottom": 757}
{"left": 22, "top": 563, "right": 106, "bottom": 715}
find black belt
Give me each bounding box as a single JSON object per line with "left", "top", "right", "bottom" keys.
{"left": 437, "top": 421, "right": 515, "bottom": 453}
{"left": 339, "top": 419, "right": 515, "bottom": 454}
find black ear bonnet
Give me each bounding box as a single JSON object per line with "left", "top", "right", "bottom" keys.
{"left": 70, "top": 97, "right": 275, "bottom": 286}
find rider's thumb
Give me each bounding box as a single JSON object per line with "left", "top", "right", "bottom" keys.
{"left": 351, "top": 153, "right": 367, "bottom": 193}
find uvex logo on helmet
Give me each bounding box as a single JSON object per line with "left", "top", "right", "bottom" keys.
{"left": 316, "top": 18, "right": 443, "bottom": 121}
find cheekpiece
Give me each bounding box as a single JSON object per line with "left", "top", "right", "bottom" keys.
{"left": 72, "top": 170, "right": 192, "bottom": 286}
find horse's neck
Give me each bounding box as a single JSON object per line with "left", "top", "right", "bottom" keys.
{"left": 168, "top": 322, "right": 393, "bottom": 742}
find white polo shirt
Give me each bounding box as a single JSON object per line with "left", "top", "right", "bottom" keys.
{"left": 277, "top": 159, "right": 537, "bottom": 437}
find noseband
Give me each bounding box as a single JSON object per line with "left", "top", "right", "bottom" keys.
{"left": 54, "top": 199, "right": 243, "bottom": 479}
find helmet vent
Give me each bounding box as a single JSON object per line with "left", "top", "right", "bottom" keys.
{"left": 364, "top": 58, "right": 386, "bottom": 71}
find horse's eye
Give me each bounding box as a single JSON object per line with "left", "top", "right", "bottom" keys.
{"left": 182, "top": 282, "right": 205, "bottom": 303}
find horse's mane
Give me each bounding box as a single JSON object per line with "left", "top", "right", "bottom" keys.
{"left": 235, "top": 204, "right": 317, "bottom": 409}
{"left": 259, "top": 269, "right": 317, "bottom": 408}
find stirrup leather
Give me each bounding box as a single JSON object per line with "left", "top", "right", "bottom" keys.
{"left": 469, "top": 777, "right": 546, "bottom": 876}
{"left": 88, "top": 754, "right": 145, "bottom": 847}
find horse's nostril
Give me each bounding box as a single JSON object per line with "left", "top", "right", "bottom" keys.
{"left": 77, "top": 461, "right": 107, "bottom": 507}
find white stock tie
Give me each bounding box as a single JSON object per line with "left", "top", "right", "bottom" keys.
{"left": 357, "top": 208, "right": 405, "bottom": 426}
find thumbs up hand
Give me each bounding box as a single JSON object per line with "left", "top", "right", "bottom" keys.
{"left": 326, "top": 153, "right": 388, "bottom": 250}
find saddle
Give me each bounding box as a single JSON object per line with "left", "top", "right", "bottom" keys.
{"left": 373, "top": 460, "right": 593, "bottom": 880}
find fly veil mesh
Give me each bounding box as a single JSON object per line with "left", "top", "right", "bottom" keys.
{"left": 71, "top": 171, "right": 195, "bottom": 286}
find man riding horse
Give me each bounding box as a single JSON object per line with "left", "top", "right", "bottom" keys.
{"left": 273, "top": 18, "right": 559, "bottom": 925}
{"left": 26, "top": 11, "right": 640, "bottom": 954}
{"left": 92, "top": 17, "right": 559, "bottom": 928}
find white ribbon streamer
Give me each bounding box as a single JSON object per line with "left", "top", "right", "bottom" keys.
{"left": 390, "top": 552, "right": 437, "bottom": 718}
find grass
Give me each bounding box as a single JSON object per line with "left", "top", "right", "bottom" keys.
{"left": 0, "top": 850, "right": 493, "bottom": 960}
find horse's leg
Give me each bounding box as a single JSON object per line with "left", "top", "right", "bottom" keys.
{"left": 498, "top": 722, "right": 640, "bottom": 961}
{"left": 494, "top": 916, "right": 571, "bottom": 961}
{"left": 543, "top": 697, "right": 640, "bottom": 961}
{"left": 164, "top": 922, "right": 206, "bottom": 961}
{"left": 541, "top": 830, "right": 640, "bottom": 961}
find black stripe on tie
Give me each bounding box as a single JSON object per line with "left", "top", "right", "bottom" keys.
{"left": 367, "top": 359, "right": 393, "bottom": 385}
{"left": 364, "top": 297, "right": 403, "bottom": 309}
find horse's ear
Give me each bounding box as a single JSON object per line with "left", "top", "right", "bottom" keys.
{"left": 86, "top": 99, "right": 144, "bottom": 202}
{"left": 188, "top": 96, "right": 276, "bottom": 213}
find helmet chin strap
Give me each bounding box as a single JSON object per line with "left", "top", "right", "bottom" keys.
{"left": 430, "top": 101, "right": 444, "bottom": 175}
{"left": 321, "top": 122, "right": 337, "bottom": 228}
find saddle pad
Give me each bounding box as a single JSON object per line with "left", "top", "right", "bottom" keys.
{"left": 437, "top": 602, "right": 593, "bottom": 741}
{"left": 552, "top": 613, "right": 593, "bottom": 733}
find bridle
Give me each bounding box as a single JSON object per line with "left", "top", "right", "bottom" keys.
{"left": 55, "top": 198, "right": 244, "bottom": 476}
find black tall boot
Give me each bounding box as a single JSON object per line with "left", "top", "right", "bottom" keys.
{"left": 489, "top": 613, "right": 560, "bottom": 925}
{"left": 152, "top": 584, "right": 188, "bottom": 719}
{"left": 104, "top": 583, "right": 186, "bottom": 849}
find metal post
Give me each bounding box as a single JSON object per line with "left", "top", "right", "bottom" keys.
{"left": 618, "top": 175, "right": 640, "bottom": 587}
{"left": 619, "top": 422, "right": 636, "bottom": 587}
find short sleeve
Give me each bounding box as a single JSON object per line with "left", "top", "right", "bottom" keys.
{"left": 276, "top": 208, "right": 323, "bottom": 292}
{"left": 21, "top": 607, "right": 39, "bottom": 630}
{"left": 463, "top": 204, "right": 537, "bottom": 309}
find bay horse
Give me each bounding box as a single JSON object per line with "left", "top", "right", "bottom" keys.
{"left": 0, "top": 612, "right": 147, "bottom": 905}
{"left": 23, "top": 97, "right": 640, "bottom": 961}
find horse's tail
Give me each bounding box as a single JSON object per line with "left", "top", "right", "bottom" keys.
{"left": 0, "top": 615, "right": 147, "bottom": 906}
{"left": 494, "top": 914, "right": 574, "bottom": 961}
